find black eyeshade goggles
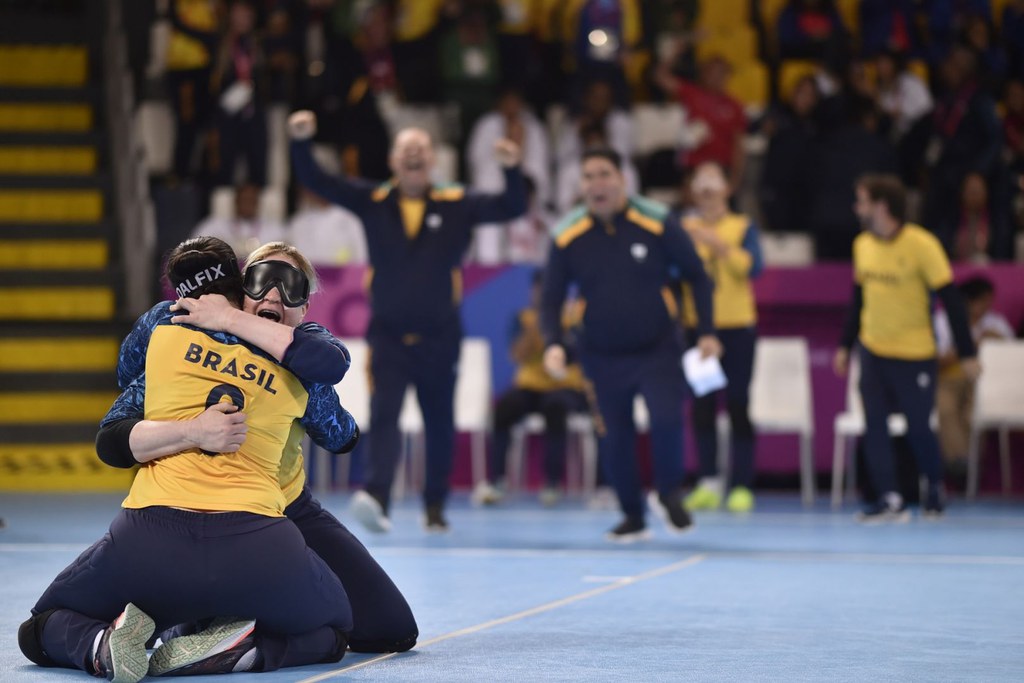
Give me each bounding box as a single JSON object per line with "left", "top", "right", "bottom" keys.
{"left": 243, "top": 260, "right": 310, "bottom": 307}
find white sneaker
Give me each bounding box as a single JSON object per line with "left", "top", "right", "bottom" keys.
{"left": 587, "top": 486, "right": 618, "bottom": 511}
{"left": 349, "top": 490, "right": 391, "bottom": 533}
{"left": 471, "top": 480, "right": 504, "bottom": 506}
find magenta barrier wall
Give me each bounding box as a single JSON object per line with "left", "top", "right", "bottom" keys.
{"left": 305, "top": 264, "right": 1024, "bottom": 482}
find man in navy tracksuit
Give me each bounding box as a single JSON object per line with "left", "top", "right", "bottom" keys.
{"left": 288, "top": 110, "right": 527, "bottom": 532}
{"left": 542, "top": 148, "right": 721, "bottom": 542}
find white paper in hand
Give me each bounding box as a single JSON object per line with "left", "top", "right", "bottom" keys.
{"left": 682, "top": 348, "right": 728, "bottom": 397}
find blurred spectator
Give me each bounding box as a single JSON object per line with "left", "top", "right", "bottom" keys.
{"left": 561, "top": 0, "right": 643, "bottom": 109}
{"left": 759, "top": 74, "right": 820, "bottom": 233}
{"left": 264, "top": 3, "right": 300, "bottom": 104}
{"left": 316, "top": 4, "right": 393, "bottom": 182}
{"left": 961, "top": 14, "right": 1007, "bottom": 92}
{"left": 495, "top": 0, "right": 542, "bottom": 91}
{"left": 654, "top": 54, "right": 747, "bottom": 189}
{"left": 467, "top": 88, "right": 551, "bottom": 208}
{"left": 439, "top": 4, "right": 502, "bottom": 147}
{"left": 919, "top": 0, "right": 992, "bottom": 66}
{"left": 935, "top": 276, "right": 1014, "bottom": 474}
{"left": 210, "top": 0, "right": 268, "bottom": 186}
{"left": 875, "top": 50, "right": 933, "bottom": 141}
{"left": 288, "top": 188, "right": 368, "bottom": 265}
{"left": 859, "top": 0, "right": 919, "bottom": 58}
{"left": 472, "top": 270, "right": 588, "bottom": 507}
{"left": 955, "top": 172, "right": 993, "bottom": 263}
{"left": 776, "top": 0, "right": 849, "bottom": 63}
{"left": 528, "top": 0, "right": 570, "bottom": 111}
{"left": 922, "top": 45, "right": 1002, "bottom": 254}
{"left": 467, "top": 87, "right": 551, "bottom": 262}
{"left": 556, "top": 79, "right": 633, "bottom": 169}
{"left": 803, "top": 96, "right": 898, "bottom": 260}
{"left": 165, "top": 0, "right": 221, "bottom": 181}
{"left": 191, "top": 182, "right": 287, "bottom": 258}
{"left": 1003, "top": 79, "right": 1024, "bottom": 173}
{"left": 392, "top": 0, "right": 445, "bottom": 102}
{"left": 1002, "top": 0, "right": 1024, "bottom": 78}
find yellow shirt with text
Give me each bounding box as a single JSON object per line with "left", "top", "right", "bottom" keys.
{"left": 854, "top": 224, "right": 953, "bottom": 360}
{"left": 122, "top": 325, "right": 308, "bottom": 516}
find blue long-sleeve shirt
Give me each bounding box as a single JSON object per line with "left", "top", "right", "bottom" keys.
{"left": 541, "top": 198, "right": 714, "bottom": 354}
{"left": 291, "top": 138, "right": 528, "bottom": 335}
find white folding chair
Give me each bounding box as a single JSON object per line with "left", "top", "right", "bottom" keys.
{"left": 830, "top": 352, "right": 937, "bottom": 508}
{"left": 966, "top": 340, "right": 1024, "bottom": 499}
{"left": 717, "top": 337, "right": 816, "bottom": 506}
{"left": 397, "top": 338, "right": 492, "bottom": 497}
{"left": 506, "top": 412, "right": 598, "bottom": 495}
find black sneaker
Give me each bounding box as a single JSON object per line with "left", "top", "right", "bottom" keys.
{"left": 423, "top": 504, "right": 450, "bottom": 533}
{"left": 855, "top": 494, "right": 911, "bottom": 525}
{"left": 93, "top": 603, "right": 155, "bottom": 683}
{"left": 922, "top": 484, "right": 946, "bottom": 520}
{"left": 604, "top": 515, "right": 652, "bottom": 543}
{"left": 149, "top": 617, "right": 258, "bottom": 676}
{"left": 646, "top": 491, "right": 695, "bottom": 535}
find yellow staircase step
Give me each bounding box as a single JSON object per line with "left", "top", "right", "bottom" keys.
{"left": 0, "top": 190, "right": 103, "bottom": 222}
{"left": 0, "top": 239, "right": 107, "bottom": 269}
{"left": 0, "top": 286, "right": 115, "bottom": 320}
{"left": 0, "top": 45, "right": 88, "bottom": 87}
{"left": 0, "top": 390, "right": 119, "bottom": 423}
{"left": 0, "top": 103, "right": 93, "bottom": 132}
{"left": 0, "top": 443, "right": 134, "bottom": 492}
{"left": 0, "top": 147, "right": 97, "bottom": 174}
{"left": 0, "top": 337, "right": 119, "bottom": 372}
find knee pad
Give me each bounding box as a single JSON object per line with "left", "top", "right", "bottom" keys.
{"left": 18, "top": 610, "right": 59, "bottom": 668}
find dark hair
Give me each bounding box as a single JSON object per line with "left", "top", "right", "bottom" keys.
{"left": 580, "top": 147, "right": 622, "bottom": 170}
{"left": 164, "top": 236, "right": 244, "bottom": 308}
{"left": 856, "top": 173, "right": 907, "bottom": 223}
{"left": 958, "top": 275, "right": 995, "bottom": 301}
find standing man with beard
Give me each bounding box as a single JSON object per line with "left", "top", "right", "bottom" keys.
{"left": 835, "top": 174, "right": 979, "bottom": 522}
{"left": 288, "top": 110, "right": 527, "bottom": 533}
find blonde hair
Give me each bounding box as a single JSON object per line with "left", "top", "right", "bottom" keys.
{"left": 244, "top": 241, "right": 319, "bottom": 295}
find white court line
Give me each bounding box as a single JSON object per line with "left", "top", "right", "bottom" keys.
{"left": 295, "top": 554, "right": 708, "bottom": 683}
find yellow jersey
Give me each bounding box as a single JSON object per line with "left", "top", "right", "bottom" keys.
{"left": 681, "top": 212, "right": 761, "bottom": 329}
{"left": 854, "top": 224, "right": 953, "bottom": 360}
{"left": 512, "top": 309, "right": 585, "bottom": 392}
{"left": 122, "top": 325, "right": 308, "bottom": 516}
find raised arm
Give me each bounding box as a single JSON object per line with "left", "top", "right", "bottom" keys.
{"left": 288, "top": 110, "right": 375, "bottom": 215}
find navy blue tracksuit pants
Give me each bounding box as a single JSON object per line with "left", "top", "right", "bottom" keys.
{"left": 859, "top": 347, "right": 942, "bottom": 496}
{"left": 688, "top": 326, "right": 757, "bottom": 488}
{"left": 365, "top": 321, "right": 461, "bottom": 510}
{"left": 285, "top": 487, "right": 417, "bottom": 652}
{"left": 26, "top": 507, "right": 351, "bottom": 674}
{"left": 581, "top": 333, "right": 687, "bottom": 518}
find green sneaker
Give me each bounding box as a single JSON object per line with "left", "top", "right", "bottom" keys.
{"left": 684, "top": 484, "right": 721, "bottom": 511}
{"left": 93, "top": 603, "right": 155, "bottom": 683}
{"left": 725, "top": 487, "right": 755, "bottom": 513}
{"left": 149, "top": 617, "right": 256, "bottom": 676}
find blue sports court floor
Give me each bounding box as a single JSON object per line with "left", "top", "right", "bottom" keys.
{"left": 2, "top": 491, "right": 1022, "bottom": 682}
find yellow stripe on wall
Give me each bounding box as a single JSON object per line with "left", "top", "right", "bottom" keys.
{"left": 0, "top": 287, "right": 115, "bottom": 320}
{"left": 0, "top": 337, "right": 118, "bottom": 372}
{"left": 0, "top": 444, "right": 134, "bottom": 492}
{"left": 0, "top": 147, "right": 97, "bottom": 174}
{"left": 0, "top": 104, "right": 92, "bottom": 132}
{"left": 0, "top": 45, "right": 88, "bottom": 86}
{"left": 0, "top": 391, "right": 119, "bottom": 423}
{"left": 0, "top": 190, "right": 103, "bottom": 222}
{"left": 0, "top": 239, "right": 107, "bottom": 269}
